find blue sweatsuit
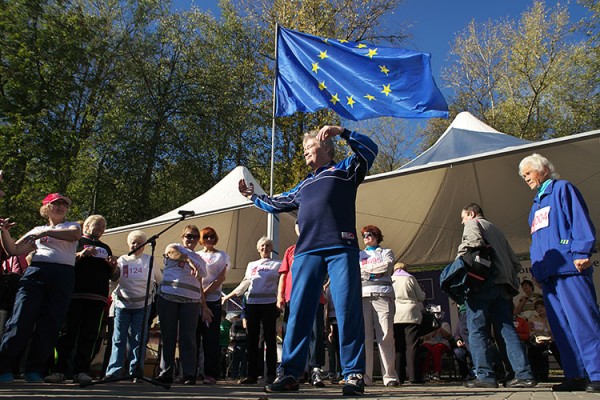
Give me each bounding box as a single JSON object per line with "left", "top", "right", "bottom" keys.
{"left": 528, "top": 179, "right": 600, "bottom": 381}
{"left": 251, "top": 129, "right": 378, "bottom": 379}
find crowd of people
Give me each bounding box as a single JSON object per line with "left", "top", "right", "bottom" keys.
{"left": 0, "top": 129, "right": 598, "bottom": 396}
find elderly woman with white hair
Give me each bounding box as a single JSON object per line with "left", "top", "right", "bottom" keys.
{"left": 518, "top": 153, "right": 600, "bottom": 393}
{"left": 222, "top": 236, "right": 281, "bottom": 385}
{"left": 105, "top": 229, "right": 163, "bottom": 381}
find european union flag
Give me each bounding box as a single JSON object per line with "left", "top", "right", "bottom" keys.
{"left": 275, "top": 26, "right": 448, "bottom": 121}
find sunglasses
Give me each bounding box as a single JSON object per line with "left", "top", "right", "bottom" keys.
{"left": 203, "top": 234, "right": 216, "bottom": 240}
{"left": 362, "top": 232, "right": 374, "bottom": 238}
{"left": 183, "top": 234, "right": 199, "bottom": 240}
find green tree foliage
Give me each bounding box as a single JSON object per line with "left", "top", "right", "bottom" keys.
{"left": 0, "top": 0, "right": 125, "bottom": 231}
{"left": 440, "top": 1, "right": 599, "bottom": 143}
{"left": 1, "top": 0, "right": 406, "bottom": 231}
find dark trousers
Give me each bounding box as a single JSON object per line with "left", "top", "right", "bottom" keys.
{"left": 230, "top": 341, "right": 247, "bottom": 379}
{"left": 54, "top": 298, "right": 106, "bottom": 376}
{"left": 326, "top": 320, "right": 341, "bottom": 377}
{"left": 308, "top": 303, "right": 325, "bottom": 369}
{"left": 527, "top": 340, "right": 561, "bottom": 381}
{"left": 0, "top": 263, "right": 74, "bottom": 375}
{"left": 245, "top": 302, "right": 278, "bottom": 381}
{"left": 453, "top": 346, "right": 471, "bottom": 379}
{"left": 196, "top": 300, "right": 222, "bottom": 379}
{"left": 393, "top": 322, "right": 421, "bottom": 382}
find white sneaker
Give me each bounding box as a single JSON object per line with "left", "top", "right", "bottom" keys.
{"left": 74, "top": 372, "right": 93, "bottom": 384}
{"left": 43, "top": 372, "right": 65, "bottom": 383}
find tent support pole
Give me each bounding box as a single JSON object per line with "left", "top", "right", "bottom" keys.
{"left": 268, "top": 23, "right": 280, "bottom": 255}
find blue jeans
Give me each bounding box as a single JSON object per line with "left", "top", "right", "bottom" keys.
{"left": 466, "top": 285, "right": 533, "bottom": 382}
{"left": 281, "top": 249, "right": 364, "bottom": 379}
{"left": 105, "top": 306, "right": 148, "bottom": 377}
{"left": 0, "top": 263, "right": 74, "bottom": 375}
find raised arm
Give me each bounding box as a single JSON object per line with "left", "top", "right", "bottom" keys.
{"left": 0, "top": 218, "right": 36, "bottom": 256}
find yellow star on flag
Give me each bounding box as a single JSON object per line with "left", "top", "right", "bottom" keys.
{"left": 356, "top": 43, "right": 367, "bottom": 49}
{"left": 330, "top": 93, "right": 340, "bottom": 105}
{"left": 318, "top": 50, "right": 328, "bottom": 60}
{"left": 346, "top": 96, "right": 356, "bottom": 108}
{"left": 379, "top": 65, "right": 390, "bottom": 75}
{"left": 364, "top": 94, "right": 376, "bottom": 101}
{"left": 381, "top": 84, "right": 392, "bottom": 96}
{"left": 339, "top": 39, "right": 348, "bottom": 43}
{"left": 312, "top": 62, "right": 320, "bottom": 73}
{"left": 367, "top": 48, "right": 378, "bottom": 59}
{"left": 318, "top": 81, "right": 327, "bottom": 90}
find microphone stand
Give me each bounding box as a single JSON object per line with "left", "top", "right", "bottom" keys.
{"left": 81, "top": 212, "right": 192, "bottom": 389}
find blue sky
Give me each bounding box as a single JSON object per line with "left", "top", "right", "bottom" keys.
{"left": 173, "top": 0, "right": 590, "bottom": 99}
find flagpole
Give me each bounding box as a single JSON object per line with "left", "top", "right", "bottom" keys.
{"left": 268, "top": 23, "right": 280, "bottom": 255}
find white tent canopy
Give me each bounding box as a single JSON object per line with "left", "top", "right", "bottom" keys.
{"left": 400, "top": 111, "right": 531, "bottom": 169}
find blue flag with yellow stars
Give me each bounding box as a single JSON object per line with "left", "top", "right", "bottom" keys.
{"left": 275, "top": 26, "right": 449, "bottom": 121}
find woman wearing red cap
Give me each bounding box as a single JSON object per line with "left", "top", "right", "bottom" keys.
{"left": 0, "top": 193, "right": 81, "bottom": 384}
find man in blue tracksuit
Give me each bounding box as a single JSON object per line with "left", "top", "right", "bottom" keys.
{"left": 238, "top": 125, "right": 377, "bottom": 396}
{"left": 519, "top": 153, "right": 600, "bottom": 393}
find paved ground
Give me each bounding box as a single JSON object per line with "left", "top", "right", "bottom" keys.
{"left": 1, "top": 379, "right": 600, "bottom": 400}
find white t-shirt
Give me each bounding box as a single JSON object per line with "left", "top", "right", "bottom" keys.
{"left": 236, "top": 258, "right": 281, "bottom": 305}
{"left": 112, "top": 254, "right": 163, "bottom": 309}
{"left": 26, "top": 221, "right": 81, "bottom": 266}
{"left": 197, "top": 250, "right": 230, "bottom": 302}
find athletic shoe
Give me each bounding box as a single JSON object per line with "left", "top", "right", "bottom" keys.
{"left": 25, "top": 372, "right": 44, "bottom": 383}
{"left": 0, "top": 373, "right": 14, "bottom": 384}
{"left": 386, "top": 380, "right": 399, "bottom": 387}
{"left": 342, "top": 373, "right": 365, "bottom": 396}
{"left": 311, "top": 367, "right": 325, "bottom": 388}
{"left": 264, "top": 375, "right": 299, "bottom": 392}
{"left": 587, "top": 381, "right": 600, "bottom": 393}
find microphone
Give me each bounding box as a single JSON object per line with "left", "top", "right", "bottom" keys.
{"left": 178, "top": 210, "right": 195, "bottom": 217}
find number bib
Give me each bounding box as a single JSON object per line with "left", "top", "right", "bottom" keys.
{"left": 531, "top": 206, "right": 550, "bottom": 234}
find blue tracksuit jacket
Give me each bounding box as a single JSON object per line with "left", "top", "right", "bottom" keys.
{"left": 528, "top": 179, "right": 596, "bottom": 282}
{"left": 251, "top": 129, "right": 378, "bottom": 257}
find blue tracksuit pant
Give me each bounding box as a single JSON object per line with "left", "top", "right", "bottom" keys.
{"left": 542, "top": 274, "right": 600, "bottom": 381}
{"left": 281, "top": 248, "right": 365, "bottom": 379}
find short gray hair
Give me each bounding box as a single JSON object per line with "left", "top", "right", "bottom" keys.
{"left": 303, "top": 130, "right": 335, "bottom": 159}
{"left": 256, "top": 236, "right": 273, "bottom": 250}
{"left": 127, "top": 230, "right": 147, "bottom": 244}
{"left": 518, "top": 153, "right": 559, "bottom": 179}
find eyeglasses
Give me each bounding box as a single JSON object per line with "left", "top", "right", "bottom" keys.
{"left": 203, "top": 234, "right": 216, "bottom": 240}
{"left": 183, "top": 234, "right": 199, "bottom": 240}
{"left": 362, "top": 232, "right": 374, "bottom": 238}
{"left": 50, "top": 201, "right": 69, "bottom": 208}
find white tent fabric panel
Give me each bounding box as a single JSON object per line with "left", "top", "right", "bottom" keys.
{"left": 359, "top": 129, "right": 600, "bottom": 266}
